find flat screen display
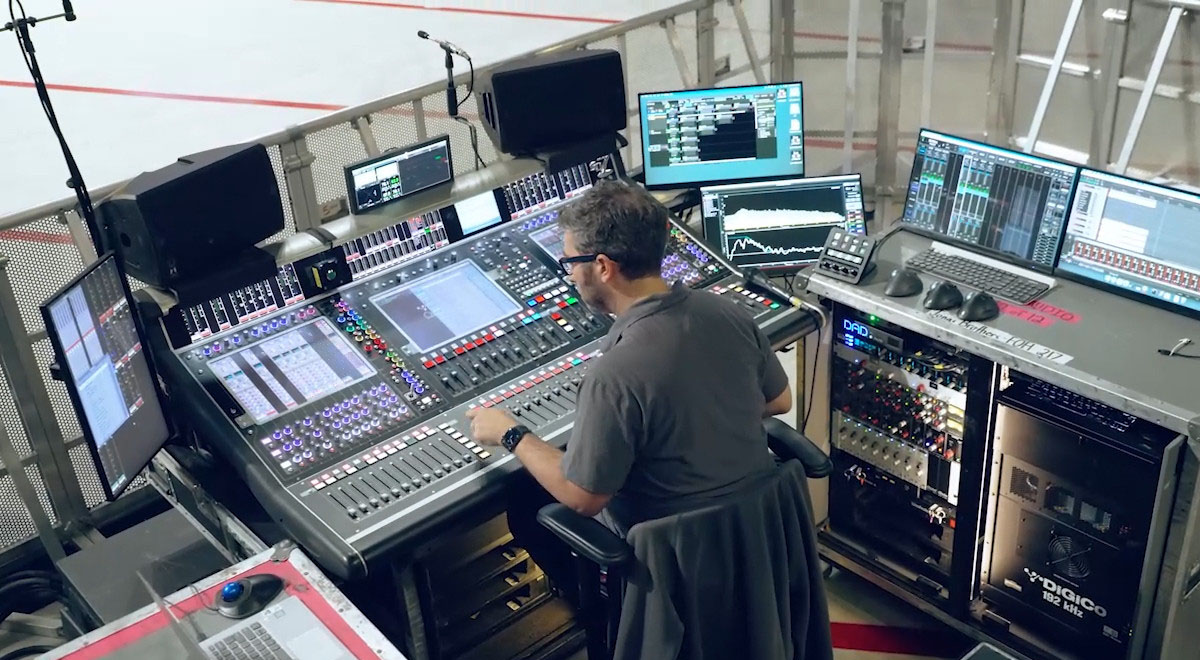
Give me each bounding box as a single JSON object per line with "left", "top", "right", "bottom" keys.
{"left": 345, "top": 135, "right": 453, "bottom": 214}
{"left": 1056, "top": 168, "right": 1200, "bottom": 318}
{"left": 701, "top": 174, "right": 866, "bottom": 271}
{"left": 207, "top": 317, "right": 376, "bottom": 425}
{"left": 42, "top": 255, "right": 171, "bottom": 499}
{"left": 901, "top": 129, "right": 1079, "bottom": 272}
{"left": 370, "top": 260, "right": 521, "bottom": 353}
{"left": 639, "top": 82, "right": 804, "bottom": 189}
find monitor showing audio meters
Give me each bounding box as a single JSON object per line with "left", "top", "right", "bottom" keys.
{"left": 639, "top": 82, "right": 804, "bottom": 189}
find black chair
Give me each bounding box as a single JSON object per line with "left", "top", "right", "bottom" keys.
{"left": 537, "top": 419, "right": 832, "bottom": 660}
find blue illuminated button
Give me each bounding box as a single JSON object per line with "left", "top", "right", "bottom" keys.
{"left": 220, "top": 581, "right": 244, "bottom": 602}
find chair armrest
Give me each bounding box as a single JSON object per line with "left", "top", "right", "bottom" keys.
{"left": 537, "top": 504, "right": 634, "bottom": 568}
{"left": 764, "top": 418, "right": 832, "bottom": 478}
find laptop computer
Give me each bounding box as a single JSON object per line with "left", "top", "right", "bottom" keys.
{"left": 140, "top": 573, "right": 355, "bottom": 660}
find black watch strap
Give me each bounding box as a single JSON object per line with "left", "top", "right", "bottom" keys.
{"left": 502, "top": 425, "right": 532, "bottom": 452}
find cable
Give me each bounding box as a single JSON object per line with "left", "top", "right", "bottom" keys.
{"left": 1157, "top": 349, "right": 1200, "bottom": 359}
{"left": 801, "top": 322, "right": 822, "bottom": 434}
{"left": 449, "top": 54, "right": 485, "bottom": 170}
{"left": 458, "top": 54, "right": 475, "bottom": 108}
{"left": 6, "top": 0, "right": 98, "bottom": 241}
{"left": 0, "top": 645, "right": 56, "bottom": 660}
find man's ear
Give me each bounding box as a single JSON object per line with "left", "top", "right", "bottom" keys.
{"left": 595, "top": 254, "right": 620, "bottom": 283}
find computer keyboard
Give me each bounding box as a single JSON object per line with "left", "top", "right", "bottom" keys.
{"left": 207, "top": 622, "right": 290, "bottom": 660}
{"left": 906, "top": 248, "right": 1049, "bottom": 303}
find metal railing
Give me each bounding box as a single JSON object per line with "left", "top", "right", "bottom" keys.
{"left": 0, "top": 0, "right": 774, "bottom": 561}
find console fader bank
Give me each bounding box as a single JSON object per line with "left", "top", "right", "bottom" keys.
{"left": 150, "top": 168, "right": 815, "bottom": 579}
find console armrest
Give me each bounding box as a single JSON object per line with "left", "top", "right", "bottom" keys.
{"left": 537, "top": 504, "right": 634, "bottom": 568}
{"left": 764, "top": 418, "right": 832, "bottom": 478}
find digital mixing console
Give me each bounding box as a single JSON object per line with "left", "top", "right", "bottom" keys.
{"left": 153, "top": 173, "right": 814, "bottom": 579}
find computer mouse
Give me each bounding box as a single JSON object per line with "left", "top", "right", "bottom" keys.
{"left": 216, "top": 574, "right": 286, "bottom": 619}
{"left": 958, "top": 291, "right": 1000, "bottom": 322}
{"left": 884, "top": 268, "right": 923, "bottom": 297}
{"left": 922, "top": 281, "right": 963, "bottom": 310}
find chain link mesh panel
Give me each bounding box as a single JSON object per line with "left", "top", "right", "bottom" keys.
{"left": 0, "top": 361, "right": 33, "bottom": 460}
{"left": 371, "top": 102, "right": 425, "bottom": 155}
{"left": 0, "top": 217, "right": 85, "bottom": 336}
{"left": 0, "top": 463, "right": 56, "bottom": 548}
{"left": 308, "top": 122, "right": 372, "bottom": 208}
{"left": 263, "top": 145, "right": 299, "bottom": 245}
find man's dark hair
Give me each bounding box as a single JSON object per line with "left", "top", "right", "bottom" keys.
{"left": 557, "top": 180, "right": 668, "bottom": 278}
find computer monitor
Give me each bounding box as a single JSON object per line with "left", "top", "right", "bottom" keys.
{"left": 344, "top": 135, "right": 453, "bottom": 214}
{"left": 701, "top": 174, "right": 866, "bottom": 273}
{"left": 901, "top": 129, "right": 1079, "bottom": 273}
{"left": 1056, "top": 168, "right": 1200, "bottom": 319}
{"left": 41, "top": 255, "right": 171, "bottom": 500}
{"left": 452, "top": 190, "right": 506, "bottom": 237}
{"left": 639, "top": 82, "right": 804, "bottom": 190}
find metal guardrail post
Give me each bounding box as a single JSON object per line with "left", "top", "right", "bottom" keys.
{"left": 985, "top": 0, "right": 1022, "bottom": 145}
{"left": 844, "top": 0, "right": 862, "bottom": 174}
{"left": 618, "top": 33, "right": 635, "bottom": 168}
{"left": 0, "top": 410, "right": 64, "bottom": 564}
{"left": 412, "top": 100, "right": 429, "bottom": 141}
{"left": 62, "top": 210, "right": 97, "bottom": 264}
{"left": 353, "top": 116, "right": 382, "bottom": 159}
{"left": 875, "top": 0, "right": 906, "bottom": 227}
{"left": 277, "top": 132, "right": 324, "bottom": 231}
{"left": 730, "top": 0, "right": 767, "bottom": 84}
{"left": 771, "top": 0, "right": 797, "bottom": 83}
{"left": 1024, "top": 0, "right": 1085, "bottom": 153}
{"left": 696, "top": 0, "right": 717, "bottom": 87}
{"left": 920, "top": 0, "right": 939, "bottom": 128}
{"left": 1094, "top": 8, "right": 1129, "bottom": 168}
{"left": 0, "top": 257, "right": 87, "bottom": 540}
{"left": 1115, "top": 1, "right": 1190, "bottom": 173}
{"left": 662, "top": 17, "right": 697, "bottom": 87}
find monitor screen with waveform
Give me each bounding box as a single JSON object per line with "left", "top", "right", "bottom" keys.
{"left": 701, "top": 174, "right": 867, "bottom": 272}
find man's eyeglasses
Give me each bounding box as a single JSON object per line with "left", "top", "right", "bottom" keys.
{"left": 557, "top": 254, "right": 599, "bottom": 275}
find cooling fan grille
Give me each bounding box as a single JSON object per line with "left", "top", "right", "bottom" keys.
{"left": 1048, "top": 533, "right": 1092, "bottom": 580}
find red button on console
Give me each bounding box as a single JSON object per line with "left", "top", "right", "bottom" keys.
{"left": 454, "top": 347, "right": 466, "bottom": 355}
{"left": 434, "top": 355, "right": 446, "bottom": 364}
{"left": 423, "top": 360, "right": 436, "bottom": 369}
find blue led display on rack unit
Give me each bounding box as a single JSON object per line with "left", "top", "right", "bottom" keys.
{"left": 639, "top": 82, "right": 804, "bottom": 189}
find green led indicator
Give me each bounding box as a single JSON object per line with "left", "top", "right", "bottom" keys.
{"left": 868, "top": 315, "right": 878, "bottom": 324}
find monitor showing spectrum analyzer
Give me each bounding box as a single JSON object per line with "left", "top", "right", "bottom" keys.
{"left": 701, "top": 174, "right": 866, "bottom": 272}
{"left": 639, "top": 82, "right": 804, "bottom": 190}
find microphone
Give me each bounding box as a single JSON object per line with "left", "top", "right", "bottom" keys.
{"left": 417, "top": 30, "right": 470, "bottom": 59}
{"left": 62, "top": 0, "right": 76, "bottom": 21}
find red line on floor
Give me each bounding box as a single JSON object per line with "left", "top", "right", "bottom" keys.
{"left": 295, "top": 0, "right": 621, "bottom": 25}
{"left": 832, "top": 622, "right": 968, "bottom": 657}
{"left": 0, "top": 229, "right": 75, "bottom": 245}
{"left": 0, "top": 80, "right": 346, "bottom": 111}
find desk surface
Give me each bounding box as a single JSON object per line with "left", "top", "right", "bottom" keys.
{"left": 806, "top": 230, "right": 1200, "bottom": 438}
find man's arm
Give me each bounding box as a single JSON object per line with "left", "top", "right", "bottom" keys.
{"left": 466, "top": 407, "right": 613, "bottom": 517}
{"left": 512, "top": 435, "right": 612, "bottom": 517}
{"left": 765, "top": 383, "right": 793, "bottom": 417}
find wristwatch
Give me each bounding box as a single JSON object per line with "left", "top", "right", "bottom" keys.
{"left": 502, "top": 425, "right": 532, "bottom": 452}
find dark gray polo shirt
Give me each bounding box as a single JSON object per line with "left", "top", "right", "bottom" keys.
{"left": 561, "top": 283, "right": 789, "bottom": 535}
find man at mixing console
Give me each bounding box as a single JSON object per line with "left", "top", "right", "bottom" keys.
{"left": 466, "top": 179, "right": 792, "bottom": 576}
